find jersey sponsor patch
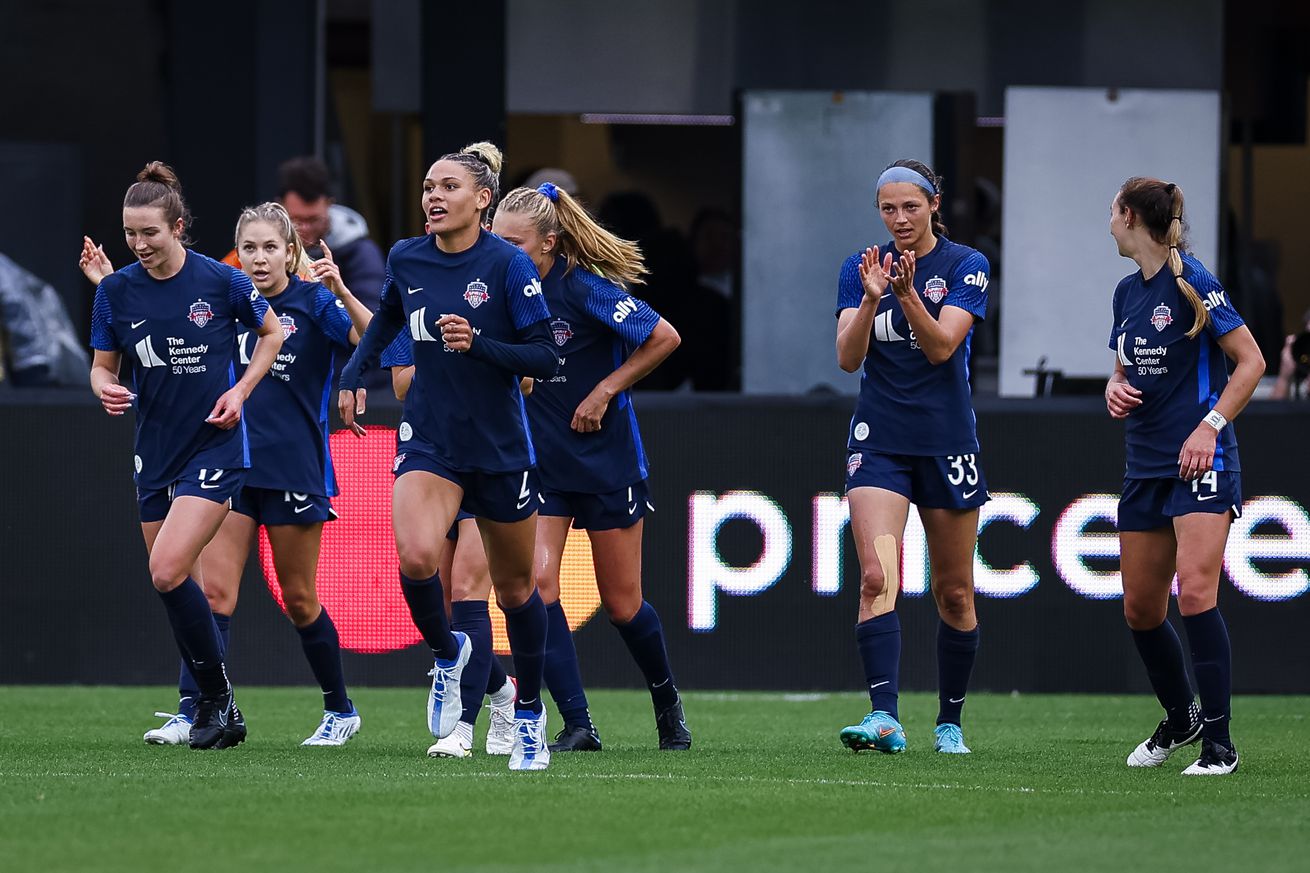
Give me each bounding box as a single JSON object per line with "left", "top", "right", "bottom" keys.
{"left": 924, "top": 276, "right": 948, "bottom": 304}
{"left": 279, "top": 314, "right": 298, "bottom": 339}
{"left": 399, "top": 422, "right": 413, "bottom": 441}
{"left": 188, "top": 298, "right": 213, "bottom": 328}
{"left": 550, "top": 318, "right": 573, "bottom": 347}
{"left": 853, "top": 421, "right": 870, "bottom": 441}
{"left": 523, "top": 278, "right": 543, "bottom": 297}
{"left": 1151, "top": 303, "right": 1173, "bottom": 332}
{"left": 463, "top": 279, "right": 491, "bottom": 308}
{"left": 612, "top": 297, "right": 640, "bottom": 323}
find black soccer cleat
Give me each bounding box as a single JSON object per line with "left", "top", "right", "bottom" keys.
{"left": 655, "top": 697, "right": 692, "bottom": 751}
{"left": 1182, "top": 737, "right": 1240, "bottom": 776}
{"left": 189, "top": 686, "right": 245, "bottom": 750}
{"left": 548, "top": 723, "right": 603, "bottom": 752}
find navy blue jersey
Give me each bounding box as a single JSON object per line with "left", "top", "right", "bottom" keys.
{"left": 836, "top": 236, "right": 989, "bottom": 456}
{"left": 235, "top": 276, "right": 354, "bottom": 496}
{"left": 381, "top": 230, "right": 550, "bottom": 473}
{"left": 1109, "top": 253, "right": 1244, "bottom": 478}
{"left": 90, "top": 251, "right": 269, "bottom": 490}
{"left": 381, "top": 329, "right": 412, "bottom": 369}
{"left": 526, "top": 258, "right": 660, "bottom": 493}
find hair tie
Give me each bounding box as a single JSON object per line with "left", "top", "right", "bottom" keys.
{"left": 537, "top": 182, "right": 559, "bottom": 203}
{"left": 876, "top": 166, "right": 937, "bottom": 197}
{"left": 1171, "top": 214, "right": 1182, "bottom": 221}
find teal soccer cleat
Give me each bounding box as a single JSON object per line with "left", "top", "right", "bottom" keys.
{"left": 933, "top": 723, "right": 971, "bottom": 754}
{"left": 840, "top": 710, "right": 906, "bottom": 754}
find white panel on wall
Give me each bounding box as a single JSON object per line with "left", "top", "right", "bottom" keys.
{"left": 999, "top": 87, "right": 1220, "bottom": 397}
{"left": 741, "top": 91, "right": 933, "bottom": 395}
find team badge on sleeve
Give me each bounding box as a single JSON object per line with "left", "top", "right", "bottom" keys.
{"left": 550, "top": 318, "right": 574, "bottom": 347}
{"left": 847, "top": 453, "right": 863, "bottom": 477}
{"left": 1151, "top": 303, "right": 1173, "bottom": 332}
{"left": 393, "top": 453, "right": 406, "bottom": 472}
{"left": 463, "top": 279, "right": 491, "bottom": 309}
{"left": 923, "top": 276, "right": 948, "bottom": 304}
{"left": 279, "top": 314, "right": 298, "bottom": 339}
{"left": 188, "top": 299, "right": 213, "bottom": 328}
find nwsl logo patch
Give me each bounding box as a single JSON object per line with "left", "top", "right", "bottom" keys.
{"left": 279, "top": 314, "right": 298, "bottom": 340}
{"left": 463, "top": 279, "right": 490, "bottom": 309}
{"left": 1151, "top": 303, "right": 1173, "bottom": 332}
{"left": 551, "top": 318, "right": 573, "bottom": 347}
{"left": 847, "top": 453, "right": 863, "bottom": 478}
{"left": 393, "top": 453, "right": 406, "bottom": 473}
{"left": 923, "top": 276, "right": 948, "bottom": 304}
{"left": 188, "top": 299, "right": 213, "bottom": 328}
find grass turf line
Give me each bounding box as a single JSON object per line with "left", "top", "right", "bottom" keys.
{"left": 1, "top": 688, "right": 1306, "bottom": 873}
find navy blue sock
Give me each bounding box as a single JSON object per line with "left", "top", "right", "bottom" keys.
{"left": 296, "top": 608, "right": 351, "bottom": 714}
{"left": 158, "top": 578, "right": 227, "bottom": 696}
{"left": 936, "top": 620, "right": 979, "bottom": 727}
{"left": 502, "top": 589, "right": 548, "bottom": 716}
{"left": 1131, "top": 619, "right": 1195, "bottom": 729}
{"left": 400, "top": 571, "right": 458, "bottom": 660}
{"left": 542, "top": 599, "right": 591, "bottom": 728}
{"left": 614, "top": 601, "right": 678, "bottom": 711}
{"left": 485, "top": 654, "right": 509, "bottom": 696}
{"left": 177, "top": 612, "right": 229, "bottom": 719}
{"left": 856, "top": 612, "right": 901, "bottom": 719}
{"left": 1182, "top": 608, "right": 1233, "bottom": 747}
{"left": 451, "top": 600, "right": 494, "bottom": 726}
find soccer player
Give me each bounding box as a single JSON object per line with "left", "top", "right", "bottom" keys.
{"left": 383, "top": 334, "right": 519, "bottom": 758}
{"left": 1106, "top": 177, "right": 1264, "bottom": 776}
{"left": 492, "top": 183, "right": 689, "bottom": 751}
{"left": 87, "top": 162, "right": 283, "bottom": 749}
{"left": 834, "top": 160, "right": 990, "bottom": 755}
{"left": 338, "top": 142, "right": 559, "bottom": 771}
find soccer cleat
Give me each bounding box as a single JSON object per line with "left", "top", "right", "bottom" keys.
{"left": 549, "top": 724, "right": 603, "bottom": 752}
{"left": 143, "top": 711, "right": 192, "bottom": 745}
{"left": 655, "top": 697, "right": 692, "bottom": 751}
{"left": 302, "top": 709, "right": 362, "bottom": 747}
{"left": 1127, "top": 706, "right": 1202, "bottom": 767}
{"left": 189, "top": 686, "right": 246, "bottom": 750}
{"left": 933, "top": 723, "right": 971, "bottom": 754}
{"left": 485, "top": 677, "right": 517, "bottom": 756}
{"left": 427, "top": 631, "right": 471, "bottom": 739}
{"left": 509, "top": 707, "right": 550, "bottom": 771}
{"left": 840, "top": 710, "right": 906, "bottom": 754}
{"left": 1182, "top": 738, "right": 1240, "bottom": 776}
{"left": 428, "top": 721, "right": 473, "bottom": 758}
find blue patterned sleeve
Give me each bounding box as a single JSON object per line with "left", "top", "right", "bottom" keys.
{"left": 228, "top": 268, "right": 269, "bottom": 330}
{"left": 380, "top": 330, "right": 413, "bottom": 368}
{"left": 942, "top": 250, "right": 990, "bottom": 320}
{"left": 582, "top": 273, "right": 659, "bottom": 346}
{"left": 835, "top": 253, "right": 863, "bottom": 316}
{"left": 90, "top": 284, "right": 118, "bottom": 351}
{"left": 505, "top": 251, "right": 551, "bottom": 331}
{"left": 1185, "top": 258, "right": 1245, "bottom": 339}
{"left": 310, "top": 284, "right": 355, "bottom": 348}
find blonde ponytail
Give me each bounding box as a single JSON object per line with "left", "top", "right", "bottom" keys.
{"left": 1164, "top": 185, "right": 1207, "bottom": 339}
{"left": 498, "top": 185, "right": 648, "bottom": 287}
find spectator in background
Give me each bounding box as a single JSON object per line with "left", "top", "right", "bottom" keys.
{"left": 686, "top": 208, "right": 739, "bottom": 391}
{"left": 1272, "top": 308, "right": 1310, "bottom": 400}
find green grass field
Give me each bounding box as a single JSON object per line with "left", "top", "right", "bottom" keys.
{"left": 2, "top": 687, "right": 1306, "bottom": 872}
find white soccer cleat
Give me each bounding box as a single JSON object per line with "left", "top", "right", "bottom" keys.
{"left": 1127, "top": 709, "right": 1202, "bottom": 768}
{"left": 144, "top": 711, "right": 193, "bottom": 745}
{"left": 427, "top": 631, "right": 471, "bottom": 739}
{"left": 428, "top": 721, "right": 474, "bottom": 758}
{"left": 485, "top": 676, "right": 517, "bottom": 756}
{"left": 301, "top": 710, "right": 362, "bottom": 746}
{"left": 1182, "top": 738, "right": 1240, "bottom": 776}
{"left": 509, "top": 707, "right": 550, "bottom": 772}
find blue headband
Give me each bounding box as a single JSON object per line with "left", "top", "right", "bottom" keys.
{"left": 876, "top": 166, "right": 937, "bottom": 197}
{"left": 537, "top": 182, "right": 560, "bottom": 203}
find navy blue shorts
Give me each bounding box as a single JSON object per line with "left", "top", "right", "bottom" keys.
{"left": 447, "top": 510, "right": 475, "bottom": 542}
{"left": 137, "top": 467, "right": 247, "bottom": 523}
{"left": 845, "top": 451, "right": 989, "bottom": 510}
{"left": 1118, "top": 472, "right": 1243, "bottom": 532}
{"left": 231, "top": 487, "right": 338, "bottom": 526}
{"left": 393, "top": 450, "right": 539, "bottom": 524}
{"left": 539, "top": 480, "right": 653, "bottom": 531}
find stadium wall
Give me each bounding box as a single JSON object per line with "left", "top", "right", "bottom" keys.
{"left": 2, "top": 395, "right": 1307, "bottom": 693}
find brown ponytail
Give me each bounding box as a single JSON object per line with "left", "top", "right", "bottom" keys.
{"left": 1119, "top": 177, "right": 1208, "bottom": 338}
{"left": 123, "top": 161, "right": 192, "bottom": 244}
{"left": 498, "top": 186, "right": 648, "bottom": 287}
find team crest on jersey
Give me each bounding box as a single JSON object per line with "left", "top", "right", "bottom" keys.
{"left": 393, "top": 453, "right": 406, "bottom": 472}
{"left": 279, "top": 314, "right": 298, "bottom": 340}
{"left": 847, "top": 453, "right": 863, "bottom": 478}
{"left": 551, "top": 318, "right": 574, "bottom": 347}
{"left": 1151, "top": 303, "right": 1173, "bottom": 332}
{"left": 463, "top": 279, "right": 490, "bottom": 309}
{"left": 187, "top": 299, "right": 213, "bottom": 328}
{"left": 923, "top": 276, "right": 948, "bottom": 305}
